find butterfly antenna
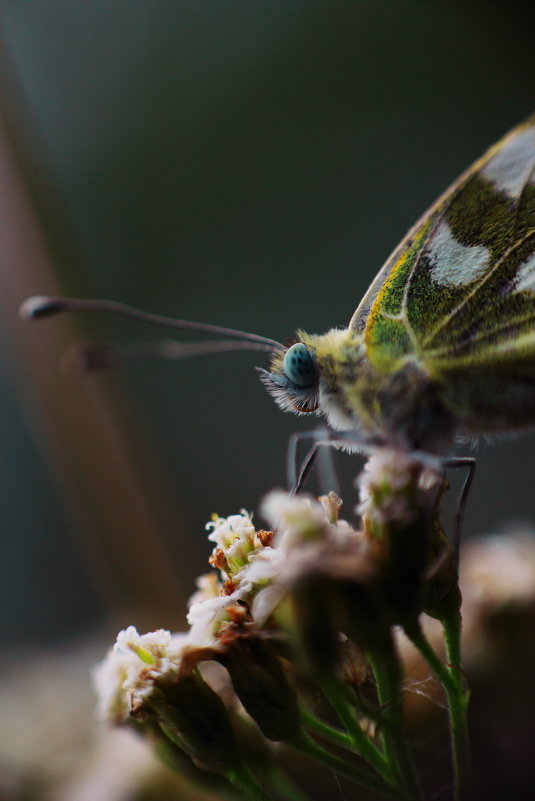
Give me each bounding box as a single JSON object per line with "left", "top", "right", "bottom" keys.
{"left": 19, "top": 296, "right": 285, "bottom": 350}
{"left": 62, "top": 339, "right": 278, "bottom": 373}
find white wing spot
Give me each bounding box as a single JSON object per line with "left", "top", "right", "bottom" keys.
{"left": 481, "top": 127, "right": 535, "bottom": 198}
{"left": 514, "top": 251, "right": 535, "bottom": 295}
{"left": 426, "top": 219, "right": 490, "bottom": 286}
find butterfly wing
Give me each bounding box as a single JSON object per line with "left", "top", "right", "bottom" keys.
{"left": 351, "top": 116, "right": 535, "bottom": 431}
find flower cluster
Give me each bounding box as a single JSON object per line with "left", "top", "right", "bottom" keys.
{"left": 92, "top": 452, "right": 480, "bottom": 801}
{"left": 95, "top": 492, "right": 366, "bottom": 726}
{"left": 94, "top": 628, "right": 190, "bottom": 723}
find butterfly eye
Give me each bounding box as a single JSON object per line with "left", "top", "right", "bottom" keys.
{"left": 283, "top": 343, "right": 317, "bottom": 387}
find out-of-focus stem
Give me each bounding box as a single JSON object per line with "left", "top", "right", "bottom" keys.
{"left": 292, "top": 732, "right": 403, "bottom": 799}
{"left": 367, "top": 643, "right": 424, "bottom": 801}
{"left": 406, "top": 620, "right": 471, "bottom": 801}
{"left": 318, "top": 679, "right": 393, "bottom": 781}
{"left": 227, "top": 765, "right": 275, "bottom": 801}
{"left": 301, "top": 707, "right": 356, "bottom": 751}
{"left": 266, "top": 767, "right": 312, "bottom": 801}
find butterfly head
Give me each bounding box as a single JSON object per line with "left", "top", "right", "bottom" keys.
{"left": 258, "top": 327, "right": 365, "bottom": 430}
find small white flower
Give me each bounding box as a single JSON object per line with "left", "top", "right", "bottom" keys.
{"left": 252, "top": 583, "right": 288, "bottom": 627}
{"left": 238, "top": 546, "right": 283, "bottom": 585}
{"left": 188, "top": 572, "right": 222, "bottom": 609}
{"left": 95, "top": 627, "right": 190, "bottom": 717}
{"left": 207, "top": 510, "right": 255, "bottom": 549}
{"left": 358, "top": 449, "right": 419, "bottom": 527}
{"left": 187, "top": 588, "right": 250, "bottom": 645}
{"left": 206, "top": 510, "right": 257, "bottom": 575}
{"left": 114, "top": 626, "right": 172, "bottom": 663}
{"left": 261, "top": 491, "right": 327, "bottom": 547}
{"left": 93, "top": 648, "right": 133, "bottom": 724}
{"left": 461, "top": 532, "right": 535, "bottom": 610}
{"left": 362, "top": 450, "right": 415, "bottom": 491}
{"left": 319, "top": 491, "right": 343, "bottom": 524}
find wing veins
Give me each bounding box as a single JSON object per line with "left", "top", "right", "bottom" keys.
{"left": 352, "top": 119, "right": 535, "bottom": 332}
{"left": 400, "top": 215, "right": 446, "bottom": 355}
{"left": 425, "top": 309, "right": 535, "bottom": 359}
{"left": 508, "top": 158, "right": 535, "bottom": 242}
{"left": 420, "top": 228, "right": 535, "bottom": 349}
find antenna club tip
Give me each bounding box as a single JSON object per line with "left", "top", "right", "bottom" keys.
{"left": 19, "top": 296, "right": 65, "bottom": 320}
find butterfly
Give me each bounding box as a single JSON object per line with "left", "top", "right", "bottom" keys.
{"left": 260, "top": 114, "right": 535, "bottom": 457}
{"left": 20, "top": 115, "right": 535, "bottom": 473}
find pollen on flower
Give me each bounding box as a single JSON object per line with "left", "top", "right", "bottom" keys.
{"left": 256, "top": 528, "right": 274, "bottom": 547}
{"left": 222, "top": 579, "right": 237, "bottom": 595}
{"left": 319, "top": 491, "right": 343, "bottom": 524}
{"left": 206, "top": 510, "right": 259, "bottom": 577}
{"left": 206, "top": 509, "right": 255, "bottom": 549}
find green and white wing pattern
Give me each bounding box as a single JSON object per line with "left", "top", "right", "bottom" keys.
{"left": 351, "top": 116, "right": 535, "bottom": 390}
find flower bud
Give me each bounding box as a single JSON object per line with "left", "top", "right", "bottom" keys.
{"left": 152, "top": 673, "right": 242, "bottom": 775}
{"left": 217, "top": 624, "right": 301, "bottom": 742}
{"left": 94, "top": 626, "right": 243, "bottom": 775}
{"left": 358, "top": 450, "right": 446, "bottom": 627}
{"left": 136, "top": 718, "right": 236, "bottom": 797}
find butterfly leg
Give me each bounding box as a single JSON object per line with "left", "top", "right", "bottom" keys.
{"left": 287, "top": 428, "right": 335, "bottom": 494}
{"left": 287, "top": 428, "right": 384, "bottom": 494}
{"left": 293, "top": 443, "right": 320, "bottom": 495}
{"left": 444, "top": 457, "right": 477, "bottom": 565}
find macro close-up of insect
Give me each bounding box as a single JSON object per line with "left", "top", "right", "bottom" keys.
{"left": 15, "top": 113, "right": 535, "bottom": 801}
{"left": 3, "top": 6, "right": 535, "bottom": 801}
{"left": 21, "top": 114, "right": 535, "bottom": 503}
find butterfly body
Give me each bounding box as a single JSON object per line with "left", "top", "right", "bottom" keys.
{"left": 260, "top": 115, "right": 535, "bottom": 454}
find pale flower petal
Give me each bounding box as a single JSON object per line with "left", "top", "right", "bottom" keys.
{"left": 93, "top": 648, "right": 133, "bottom": 724}
{"left": 188, "top": 572, "right": 222, "bottom": 609}
{"left": 261, "top": 491, "right": 327, "bottom": 547}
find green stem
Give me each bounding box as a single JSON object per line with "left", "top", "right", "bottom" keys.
{"left": 301, "top": 707, "right": 356, "bottom": 751}
{"left": 318, "top": 680, "right": 393, "bottom": 781}
{"left": 292, "top": 732, "right": 403, "bottom": 800}
{"left": 442, "top": 605, "right": 465, "bottom": 690}
{"left": 227, "top": 764, "right": 275, "bottom": 801}
{"left": 266, "top": 767, "right": 312, "bottom": 801}
{"left": 406, "top": 620, "right": 471, "bottom": 801}
{"left": 368, "top": 644, "right": 424, "bottom": 801}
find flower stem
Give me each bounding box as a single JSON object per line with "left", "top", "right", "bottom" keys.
{"left": 405, "top": 620, "right": 471, "bottom": 801}
{"left": 300, "top": 707, "right": 356, "bottom": 751}
{"left": 292, "top": 732, "right": 403, "bottom": 799}
{"left": 318, "top": 679, "right": 393, "bottom": 781}
{"left": 367, "top": 642, "right": 424, "bottom": 801}
{"left": 227, "top": 764, "right": 275, "bottom": 801}
{"left": 266, "top": 766, "right": 312, "bottom": 801}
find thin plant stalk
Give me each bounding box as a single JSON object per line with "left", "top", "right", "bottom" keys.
{"left": 265, "top": 766, "right": 313, "bottom": 801}
{"left": 292, "top": 732, "right": 403, "bottom": 800}
{"left": 301, "top": 707, "right": 357, "bottom": 752}
{"left": 319, "top": 679, "right": 394, "bottom": 781}
{"left": 367, "top": 644, "right": 424, "bottom": 801}
{"left": 227, "top": 765, "right": 277, "bottom": 801}
{"left": 405, "top": 621, "right": 471, "bottom": 801}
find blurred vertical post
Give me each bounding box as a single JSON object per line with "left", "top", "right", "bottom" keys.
{"left": 0, "top": 44, "right": 186, "bottom": 632}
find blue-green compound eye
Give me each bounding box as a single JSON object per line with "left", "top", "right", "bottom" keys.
{"left": 283, "top": 343, "right": 317, "bottom": 387}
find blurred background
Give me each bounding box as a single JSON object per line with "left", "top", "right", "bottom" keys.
{"left": 0, "top": 2, "right": 533, "bottom": 800}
